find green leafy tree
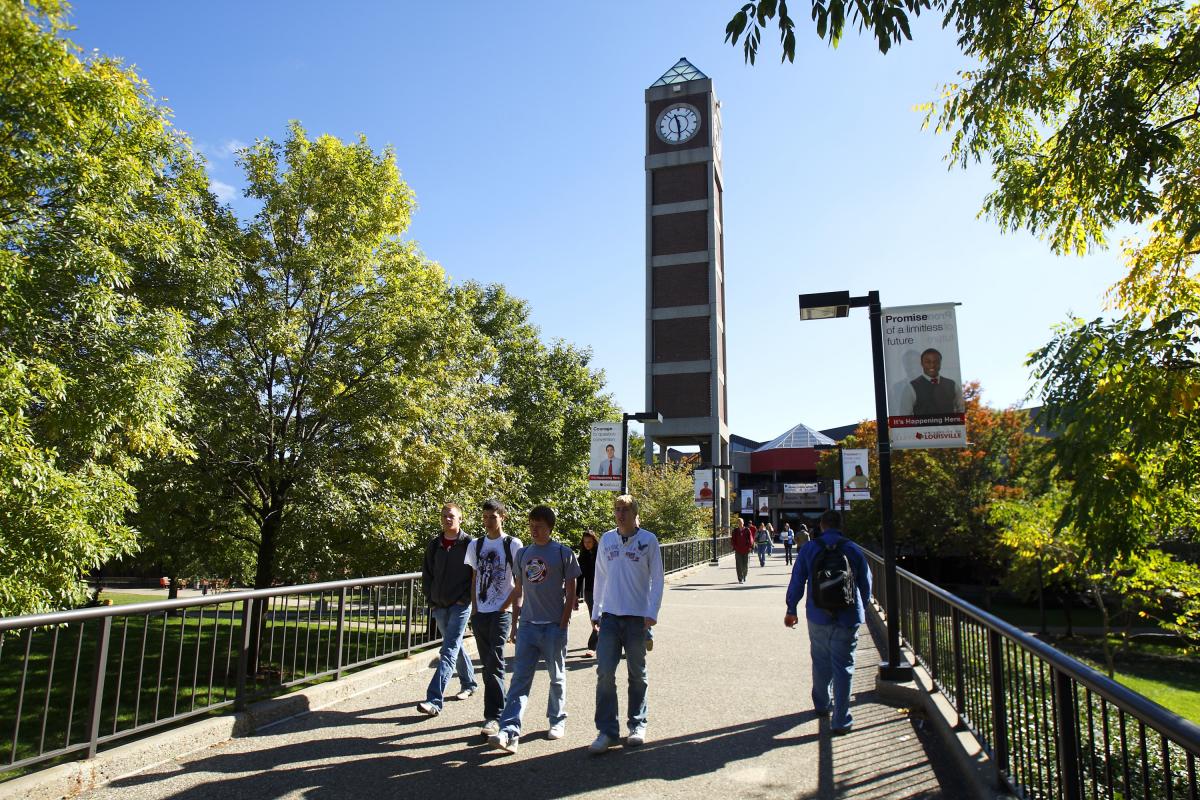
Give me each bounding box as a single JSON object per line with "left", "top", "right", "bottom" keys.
{"left": 179, "top": 123, "right": 517, "bottom": 590}
{"left": 627, "top": 461, "right": 709, "bottom": 543}
{"left": 0, "top": 0, "right": 231, "bottom": 613}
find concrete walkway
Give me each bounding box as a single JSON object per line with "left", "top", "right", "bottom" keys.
{"left": 80, "top": 553, "right": 966, "bottom": 800}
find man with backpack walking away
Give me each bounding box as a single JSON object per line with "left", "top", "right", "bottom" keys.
{"left": 465, "top": 499, "right": 523, "bottom": 738}
{"left": 783, "top": 509, "right": 872, "bottom": 735}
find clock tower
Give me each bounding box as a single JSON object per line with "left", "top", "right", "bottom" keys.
{"left": 643, "top": 58, "right": 730, "bottom": 531}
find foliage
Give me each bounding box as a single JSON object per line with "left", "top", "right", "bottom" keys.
{"left": 456, "top": 281, "right": 619, "bottom": 537}
{"left": 174, "top": 123, "right": 519, "bottom": 588}
{"left": 0, "top": 0, "right": 231, "bottom": 613}
{"left": 627, "top": 461, "right": 710, "bottom": 543}
{"left": 833, "top": 382, "right": 1040, "bottom": 569}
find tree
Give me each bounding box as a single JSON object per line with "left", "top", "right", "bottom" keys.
{"left": 179, "top": 123, "right": 517, "bottom": 590}
{"left": 457, "top": 281, "right": 619, "bottom": 535}
{"left": 0, "top": 0, "right": 231, "bottom": 613}
{"left": 627, "top": 461, "right": 710, "bottom": 543}
{"left": 831, "top": 382, "right": 1040, "bottom": 582}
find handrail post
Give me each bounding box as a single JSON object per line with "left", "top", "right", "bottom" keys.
{"left": 951, "top": 607, "right": 966, "bottom": 716}
{"left": 234, "top": 597, "right": 254, "bottom": 711}
{"left": 988, "top": 629, "right": 1010, "bottom": 781}
{"left": 334, "top": 587, "right": 347, "bottom": 679}
{"left": 405, "top": 581, "right": 414, "bottom": 653}
{"left": 86, "top": 616, "right": 112, "bottom": 758}
{"left": 1055, "top": 668, "right": 1083, "bottom": 800}
{"left": 927, "top": 591, "right": 938, "bottom": 682}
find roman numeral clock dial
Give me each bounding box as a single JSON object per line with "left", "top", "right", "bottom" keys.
{"left": 656, "top": 103, "right": 701, "bottom": 144}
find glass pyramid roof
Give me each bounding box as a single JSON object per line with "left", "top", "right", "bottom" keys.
{"left": 650, "top": 58, "right": 708, "bottom": 87}
{"left": 755, "top": 423, "right": 836, "bottom": 451}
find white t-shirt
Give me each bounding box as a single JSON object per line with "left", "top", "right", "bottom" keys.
{"left": 464, "top": 534, "right": 522, "bottom": 614}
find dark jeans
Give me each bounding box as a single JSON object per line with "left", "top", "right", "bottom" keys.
{"left": 471, "top": 609, "right": 512, "bottom": 722}
{"left": 734, "top": 551, "right": 749, "bottom": 582}
{"left": 784, "top": 542, "right": 793, "bottom": 564}
{"left": 584, "top": 591, "right": 598, "bottom": 651}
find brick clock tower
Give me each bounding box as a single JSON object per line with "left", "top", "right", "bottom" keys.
{"left": 643, "top": 58, "right": 730, "bottom": 532}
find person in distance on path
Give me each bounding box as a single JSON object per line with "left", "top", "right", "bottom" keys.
{"left": 784, "top": 509, "right": 872, "bottom": 735}
{"left": 588, "top": 494, "right": 664, "bottom": 753}
{"left": 730, "top": 518, "right": 753, "bottom": 583}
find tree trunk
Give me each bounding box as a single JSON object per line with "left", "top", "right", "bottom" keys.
{"left": 167, "top": 575, "right": 178, "bottom": 600}
{"left": 1092, "top": 584, "right": 1115, "bottom": 678}
{"left": 247, "top": 508, "right": 282, "bottom": 677}
{"left": 1062, "top": 591, "right": 1074, "bottom": 637}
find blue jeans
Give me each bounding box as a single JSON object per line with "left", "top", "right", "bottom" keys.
{"left": 808, "top": 621, "right": 859, "bottom": 729}
{"left": 756, "top": 542, "right": 769, "bottom": 566}
{"left": 472, "top": 610, "right": 512, "bottom": 722}
{"left": 499, "top": 621, "right": 567, "bottom": 736}
{"left": 595, "top": 614, "right": 648, "bottom": 738}
{"left": 425, "top": 603, "right": 476, "bottom": 709}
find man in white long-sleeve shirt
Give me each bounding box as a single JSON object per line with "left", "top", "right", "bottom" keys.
{"left": 587, "top": 494, "right": 664, "bottom": 754}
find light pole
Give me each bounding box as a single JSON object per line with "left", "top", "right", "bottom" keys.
{"left": 620, "top": 411, "right": 662, "bottom": 495}
{"left": 798, "top": 289, "right": 913, "bottom": 683}
{"left": 703, "top": 463, "right": 732, "bottom": 564}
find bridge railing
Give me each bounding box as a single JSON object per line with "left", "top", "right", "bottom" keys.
{"left": 0, "top": 535, "right": 724, "bottom": 777}
{"left": 865, "top": 551, "right": 1200, "bottom": 800}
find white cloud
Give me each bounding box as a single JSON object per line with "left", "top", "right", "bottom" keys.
{"left": 217, "top": 139, "right": 248, "bottom": 158}
{"left": 210, "top": 178, "right": 237, "bottom": 204}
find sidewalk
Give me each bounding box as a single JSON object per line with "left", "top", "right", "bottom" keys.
{"left": 80, "top": 552, "right": 966, "bottom": 800}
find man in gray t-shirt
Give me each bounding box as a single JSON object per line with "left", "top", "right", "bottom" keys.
{"left": 488, "top": 505, "right": 581, "bottom": 754}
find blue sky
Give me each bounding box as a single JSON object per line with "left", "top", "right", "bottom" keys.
{"left": 67, "top": 1, "right": 1126, "bottom": 443}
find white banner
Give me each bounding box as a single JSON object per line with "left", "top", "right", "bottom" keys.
{"left": 881, "top": 303, "right": 967, "bottom": 450}
{"left": 841, "top": 449, "right": 871, "bottom": 500}
{"left": 694, "top": 469, "right": 713, "bottom": 508}
{"left": 588, "top": 422, "right": 622, "bottom": 491}
{"left": 739, "top": 489, "right": 755, "bottom": 516}
{"left": 783, "top": 482, "right": 820, "bottom": 495}
{"left": 757, "top": 495, "right": 769, "bottom": 516}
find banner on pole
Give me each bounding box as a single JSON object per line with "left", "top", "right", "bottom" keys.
{"left": 881, "top": 303, "right": 967, "bottom": 450}
{"left": 588, "top": 422, "right": 622, "bottom": 491}
{"left": 841, "top": 449, "right": 871, "bottom": 500}
{"left": 694, "top": 469, "right": 714, "bottom": 508}
{"left": 739, "top": 489, "right": 754, "bottom": 517}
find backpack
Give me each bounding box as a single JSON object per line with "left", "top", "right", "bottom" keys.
{"left": 475, "top": 534, "right": 516, "bottom": 576}
{"left": 811, "top": 538, "right": 856, "bottom": 611}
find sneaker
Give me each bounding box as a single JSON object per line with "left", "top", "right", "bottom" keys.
{"left": 832, "top": 725, "right": 853, "bottom": 736}
{"left": 547, "top": 722, "right": 566, "bottom": 740}
{"left": 588, "top": 733, "right": 616, "bottom": 754}
{"left": 489, "top": 730, "right": 519, "bottom": 753}
{"left": 480, "top": 719, "right": 500, "bottom": 737}
{"left": 627, "top": 728, "right": 646, "bottom": 747}
{"left": 454, "top": 687, "right": 475, "bottom": 701}
{"left": 417, "top": 701, "right": 440, "bottom": 716}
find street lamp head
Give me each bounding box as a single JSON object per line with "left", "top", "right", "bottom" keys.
{"left": 798, "top": 290, "right": 851, "bottom": 321}
{"left": 626, "top": 411, "right": 663, "bottom": 423}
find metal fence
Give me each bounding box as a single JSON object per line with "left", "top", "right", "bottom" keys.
{"left": 0, "top": 536, "right": 727, "bottom": 776}
{"left": 865, "top": 551, "right": 1200, "bottom": 800}
{"left": 0, "top": 573, "right": 437, "bottom": 774}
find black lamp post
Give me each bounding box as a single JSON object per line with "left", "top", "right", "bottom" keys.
{"left": 798, "top": 289, "right": 913, "bottom": 683}
{"left": 703, "top": 463, "right": 733, "bottom": 564}
{"left": 620, "top": 411, "right": 662, "bottom": 494}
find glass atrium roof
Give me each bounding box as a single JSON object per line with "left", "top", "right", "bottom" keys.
{"left": 650, "top": 58, "right": 708, "bottom": 87}
{"left": 755, "top": 423, "right": 836, "bottom": 451}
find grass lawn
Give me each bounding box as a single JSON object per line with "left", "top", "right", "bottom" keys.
{"left": 97, "top": 592, "right": 164, "bottom": 606}
{"left": 1049, "top": 637, "right": 1200, "bottom": 724}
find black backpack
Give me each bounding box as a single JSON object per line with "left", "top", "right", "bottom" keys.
{"left": 812, "top": 538, "right": 856, "bottom": 611}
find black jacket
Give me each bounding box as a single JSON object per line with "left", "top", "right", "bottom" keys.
{"left": 422, "top": 533, "right": 473, "bottom": 608}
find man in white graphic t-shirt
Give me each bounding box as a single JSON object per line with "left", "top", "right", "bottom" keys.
{"left": 464, "top": 499, "right": 523, "bottom": 738}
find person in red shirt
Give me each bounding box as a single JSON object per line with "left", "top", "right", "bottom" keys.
{"left": 730, "top": 518, "right": 754, "bottom": 584}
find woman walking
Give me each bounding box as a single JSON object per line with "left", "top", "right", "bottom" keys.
{"left": 576, "top": 529, "right": 599, "bottom": 657}
{"left": 755, "top": 524, "right": 771, "bottom": 567}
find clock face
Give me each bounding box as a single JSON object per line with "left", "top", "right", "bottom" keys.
{"left": 656, "top": 103, "right": 702, "bottom": 145}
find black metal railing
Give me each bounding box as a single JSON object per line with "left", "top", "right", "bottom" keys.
{"left": 865, "top": 551, "right": 1200, "bottom": 800}
{"left": 0, "top": 574, "right": 436, "bottom": 774}
{"left": 661, "top": 536, "right": 733, "bottom": 575}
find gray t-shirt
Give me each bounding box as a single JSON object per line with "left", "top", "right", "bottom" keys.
{"left": 515, "top": 542, "right": 582, "bottom": 624}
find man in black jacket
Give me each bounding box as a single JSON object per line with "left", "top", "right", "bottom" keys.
{"left": 417, "top": 503, "right": 478, "bottom": 716}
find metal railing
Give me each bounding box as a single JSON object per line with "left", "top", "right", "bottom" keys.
{"left": 865, "top": 551, "right": 1200, "bottom": 800}
{"left": 0, "top": 573, "right": 437, "bottom": 774}
{"left": 660, "top": 536, "right": 733, "bottom": 574}
{"left": 0, "top": 536, "right": 727, "bottom": 777}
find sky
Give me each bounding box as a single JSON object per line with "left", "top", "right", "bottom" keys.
{"left": 66, "top": 1, "right": 1127, "bottom": 444}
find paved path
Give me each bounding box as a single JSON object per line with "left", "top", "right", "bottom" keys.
{"left": 82, "top": 553, "right": 967, "bottom": 800}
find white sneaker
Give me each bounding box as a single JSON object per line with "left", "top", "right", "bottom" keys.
{"left": 454, "top": 687, "right": 475, "bottom": 701}
{"left": 416, "top": 701, "right": 439, "bottom": 716}
{"left": 480, "top": 719, "right": 500, "bottom": 737}
{"left": 547, "top": 722, "right": 565, "bottom": 740}
{"left": 627, "top": 727, "right": 646, "bottom": 747}
{"left": 489, "top": 730, "right": 519, "bottom": 753}
{"left": 588, "top": 733, "right": 616, "bottom": 754}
